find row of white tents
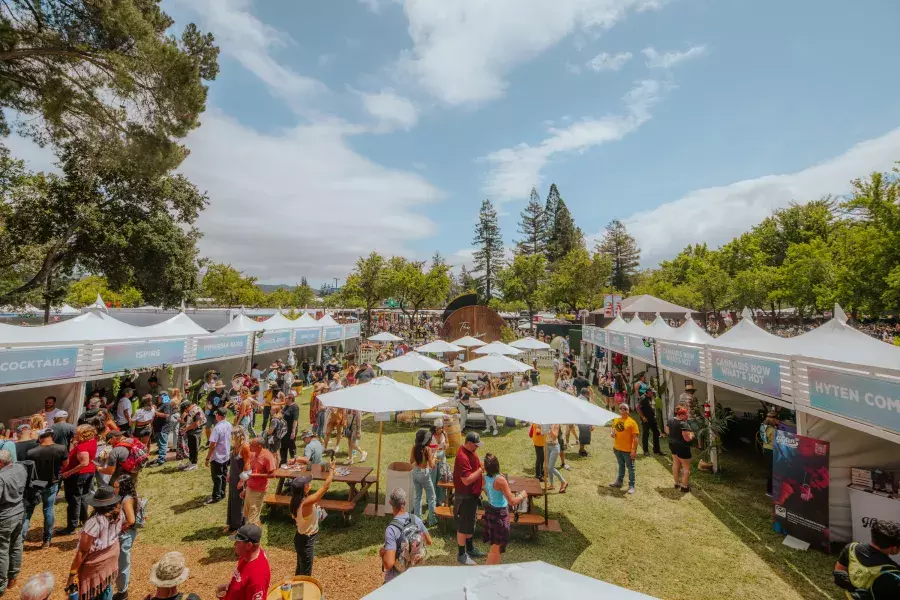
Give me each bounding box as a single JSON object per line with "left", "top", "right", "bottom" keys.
{"left": 582, "top": 303, "right": 900, "bottom": 542}
{"left": 0, "top": 306, "right": 360, "bottom": 429}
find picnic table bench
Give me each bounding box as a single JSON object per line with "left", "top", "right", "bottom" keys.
{"left": 264, "top": 464, "right": 374, "bottom": 525}
{"left": 434, "top": 477, "right": 546, "bottom": 539}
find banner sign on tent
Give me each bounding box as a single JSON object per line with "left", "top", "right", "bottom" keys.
{"left": 196, "top": 335, "right": 248, "bottom": 360}
{"left": 103, "top": 340, "right": 185, "bottom": 373}
{"left": 344, "top": 323, "right": 360, "bottom": 338}
{"left": 294, "top": 328, "right": 320, "bottom": 346}
{"left": 324, "top": 326, "right": 343, "bottom": 342}
{"left": 772, "top": 430, "right": 830, "bottom": 550}
{"left": 848, "top": 487, "right": 900, "bottom": 560}
{"left": 608, "top": 332, "right": 627, "bottom": 353}
{"left": 257, "top": 331, "right": 291, "bottom": 353}
{"left": 710, "top": 351, "right": 782, "bottom": 398}
{"left": 0, "top": 347, "right": 79, "bottom": 384}
{"left": 807, "top": 367, "right": 900, "bottom": 435}
{"left": 594, "top": 328, "right": 607, "bottom": 347}
{"left": 628, "top": 335, "right": 655, "bottom": 363}
{"left": 658, "top": 344, "right": 702, "bottom": 376}
{"left": 582, "top": 326, "right": 593, "bottom": 344}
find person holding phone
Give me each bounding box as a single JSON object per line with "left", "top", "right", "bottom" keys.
{"left": 289, "top": 460, "right": 335, "bottom": 576}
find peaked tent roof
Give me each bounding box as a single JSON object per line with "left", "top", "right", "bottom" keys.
{"left": 57, "top": 304, "right": 82, "bottom": 315}
{"left": 316, "top": 314, "right": 339, "bottom": 327}
{"left": 662, "top": 313, "right": 715, "bottom": 344}
{"left": 785, "top": 304, "right": 900, "bottom": 371}
{"left": 709, "top": 308, "right": 787, "bottom": 355}
{"left": 215, "top": 312, "right": 266, "bottom": 335}
{"left": 144, "top": 312, "right": 209, "bottom": 337}
{"left": 261, "top": 312, "right": 298, "bottom": 331}
{"left": 604, "top": 315, "right": 631, "bottom": 333}
{"left": 620, "top": 295, "right": 699, "bottom": 315}
{"left": 621, "top": 316, "right": 654, "bottom": 336}
{"left": 0, "top": 312, "right": 146, "bottom": 344}
{"left": 295, "top": 313, "right": 321, "bottom": 328}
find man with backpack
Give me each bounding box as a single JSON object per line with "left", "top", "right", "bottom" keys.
{"left": 101, "top": 430, "right": 149, "bottom": 491}
{"left": 381, "top": 487, "right": 432, "bottom": 584}
{"left": 833, "top": 519, "right": 900, "bottom": 598}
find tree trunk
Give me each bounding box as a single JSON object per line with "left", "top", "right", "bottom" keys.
{"left": 43, "top": 268, "right": 53, "bottom": 325}
{"left": 528, "top": 306, "right": 535, "bottom": 334}
{"left": 365, "top": 306, "right": 373, "bottom": 337}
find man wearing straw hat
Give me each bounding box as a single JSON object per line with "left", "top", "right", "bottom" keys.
{"left": 146, "top": 551, "right": 199, "bottom": 600}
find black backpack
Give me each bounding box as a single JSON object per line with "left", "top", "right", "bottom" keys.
{"left": 18, "top": 460, "right": 47, "bottom": 505}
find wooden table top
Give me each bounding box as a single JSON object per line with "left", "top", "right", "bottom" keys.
{"left": 438, "top": 476, "right": 543, "bottom": 496}
{"left": 272, "top": 464, "right": 373, "bottom": 484}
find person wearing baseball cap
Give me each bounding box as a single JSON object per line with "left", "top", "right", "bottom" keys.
{"left": 453, "top": 431, "right": 485, "bottom": 565}
{"left": 50, "top": 409, "right": 74, "bottom": 447}
{"left": 666, "top": 406, "right": 695, "bottom": 492}
{"left": 217, "top": 524, "right": 270, "bottom": 600}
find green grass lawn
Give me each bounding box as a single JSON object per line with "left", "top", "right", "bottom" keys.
{"left": 26, "top": 369, "right": 838, "bottom": 599}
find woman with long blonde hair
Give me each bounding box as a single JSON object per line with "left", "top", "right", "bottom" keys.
{"left": 225, "top": 425, "right": 252, "bottom": 534}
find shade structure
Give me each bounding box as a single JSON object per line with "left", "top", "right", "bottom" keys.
{"left": 459, "top": 353, "right": 532, "bottom": 374}
{"left": 295, "top": 313, "right": 321, "bottom": 328}
{"left": 712, "top": 307, "right": 785, "bottom": 354}
{"left": 473, "top": 340, "right": 522, "bottom": 356}
{"left": 450, "top": 335, "right": 486, "bottom": 348}
{"left": 143, "top": 312, "right": 208, "bottom": 337}
{"left": 476, "top": 385, "right": 618, "bottom": 426}
{"left": 377, "top": 351, "right": 447, "bottom": 372}
{"left": 316, "top": 314, "right": 340, "bottom": 327}
{"left": 261, "top": 312, "right": 298, "bottom": 331}
{"left": 215, "top": 312, "right": 266, "bottom": 335}
{"left": 363, "top": 561, "right": 657, "bottom": 599}
{"left": 509, "top": 336, "right": 552, "bottom": 350}
{"left": 415, "top": 340, "right": 464, "bottom": 354}
{"left": 318, "top": 376, "right": 442, "bottom": 412}
{"left": 369, "top": 331, "right": 403, "bottom": 342}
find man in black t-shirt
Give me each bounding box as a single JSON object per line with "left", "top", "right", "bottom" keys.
{"left": 24, "top": 429, "right": 68, "bottom": 547}
{"left": 834, "top": 519, "right": 900, "bottom": 598}
{"left": 573, "top": 371, "right": 592, "bottom": 399}
{"left": 638, "top": 389, "right": 662, "bottom": 456}
{"left": 280, "top": 392, "right": 300, "bottom": 465}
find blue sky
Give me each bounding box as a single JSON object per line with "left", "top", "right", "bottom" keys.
{"left": 13, "top": 1, "right": 900, "bottom": 285}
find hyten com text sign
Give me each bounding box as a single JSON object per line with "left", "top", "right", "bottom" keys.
{"left": 808, "top": 367, "right": 900, "bottom": 435}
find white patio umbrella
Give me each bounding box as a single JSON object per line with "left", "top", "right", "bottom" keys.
{"left": 459, "top": 353, "right": 532, "bottom": 374}
{"left": 450, "top": 335, "right": 486, "bottom": 347}
{"left": 510, "top": 336, "right": 552, "bottom": 350}
{"left": 363, "top": 561, "right": 658, "bottom": 599}
{"left": 319, "top": 377, "right": 443, "bottom": 514}
{"left": 377, "top": 351, "right": 448, "bottom": 372}
{"left": 415, "top": 340, "right": 464, "bottom": 354}
{"left": 476, "top": 385, "right": 618, "bottom": 527}
{"left": 474, "top": 340, "right": 522, "bottom": 356}
{"left": 369, "top": 331, "right": 403, "bottom": 342}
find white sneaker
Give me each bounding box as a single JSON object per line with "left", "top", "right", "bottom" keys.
{"left": 563, "top": 464, "right": 571, "bottom": 471}
{"left": 482, "top": 427, "right": 490, "bottom": 434}
{"left": 627, "top": 486, "right": 635, "bottom": 495}
{"left": 360, "top": 451, "right": 368, "bottom": 462}
{"left": 492, "top": 429, "right": 499, "bottom": 436}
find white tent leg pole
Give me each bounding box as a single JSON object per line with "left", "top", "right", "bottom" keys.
{"left": 707, "top": 378, "right": 718, "bottom": 473}
{"left": 797, "top": 411, "right": 807, "bottom": 436}
{"left": 627, "top": 356, "right": 634, "bottom": 409}
{"left": 316, "top": 343, "right": 322, "bottom": 365}
{"left": 72, "top": 381, "right": 87, "bottom": 423}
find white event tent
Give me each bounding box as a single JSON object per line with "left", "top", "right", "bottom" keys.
{"left": 581, "top": 298, "right": 900, "bottom": 542}
{"left": 473, "top": 341, "right": 522, "bottom": 356}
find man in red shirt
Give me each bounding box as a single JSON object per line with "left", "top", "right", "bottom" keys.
{"left": 453, "top": 431, "right": 485, "bottom": 565}
{"left": 216, "top": 524, "right": 270, "bottom": 600}
{"left": 241, "top": 437, "right": 276, "bottom": 526}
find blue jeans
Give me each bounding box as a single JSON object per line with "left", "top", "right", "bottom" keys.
{"left": 316, "top": 411, "right": 326, "bottom": 439}
{"left": 614, "top": 449, "right": 635, "bottom": 487}
{"left": 430, "top": 453, "right": 446, "bottom": 505}
{"left": 23, "top": 482, "right": 59, "bottom": 543}
{"left": 95, "top": 584, "right": 113, "bottom": 600}
{"left": 116, "top": 527, "right": 138, "bottom": 592}
{"left": 157, "top": 430, "right": 168, "bottom": 461}
{"left": 412, "top": 467, "right": 437, "bottom": 525}
{"left": 547, "top": 443, "right": 566, "bottom": 486}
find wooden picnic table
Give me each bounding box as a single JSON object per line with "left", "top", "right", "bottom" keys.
{"left": 438, "top": 476, "right": 543, "bottom": 511}
{"left": 272, "top": 464, "right": 374, "bottom": 503}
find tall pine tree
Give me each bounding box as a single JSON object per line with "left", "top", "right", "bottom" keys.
{"left": 545, "top": 187, "right": 583, "bottom": 265}
{"left": 515, "top": 187, "right": 548, "bottom": 256}
{"left": 472, "top": 199, "right": 505, "bottom": 302}
{"left": 457, "top": 264, "right": 477, "bottom": 294}
{"left": 596, "top": 219, "right": 641, "bottom": 291}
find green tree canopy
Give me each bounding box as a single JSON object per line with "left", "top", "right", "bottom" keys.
{"left": 596, "top": 219, "right": 640, "bottom": 291}
{"left": 341, "top": 252, "right": 388, "bottom": 335}
{"left": 514, "top": 187, "right": 548, "bottom": 257}
{"left": 542, "top": 248, "right": 611, "bottom": 313}
{"left": 384, "top": 255, "right": 450, "bottom": 323}
{"left": 472, "top": 198, "right": 504, "bottom": 302}
{"left": 67, "top": 274, "right": 142, "bottom": 308}
{"left": 0, "top": 0, "right": 219, "bottom": 176}
{"left": 200, "top": 263, "right": 262, "bottom": 308}
{"left": 497, "top": 253, "right": 547, "bottom": 331}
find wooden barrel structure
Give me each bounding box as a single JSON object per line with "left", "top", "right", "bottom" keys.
{"left": 445, "top": 413, "right": 462, "bottom": 457}
{"left": 266, "top": 575, "right": 323, "bottom": 599}
{"left": 441, "top": 305, "right": 507, "bottom": 344}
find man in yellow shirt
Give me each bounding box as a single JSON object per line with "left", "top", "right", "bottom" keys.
{"left": 609, "top": 403, "right": 639, "bottom": 494}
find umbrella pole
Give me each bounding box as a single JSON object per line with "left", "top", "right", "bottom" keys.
{"left": 374, "top": 420, "right": 384, "bottom": 515}
{"left": 543, "top": 426, "right": 549, "bottom": 526}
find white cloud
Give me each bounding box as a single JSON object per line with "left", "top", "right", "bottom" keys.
{"left": 605, "top": 128, "right": 900, "bottom": 267}
{"left": 171, "top": 0, "right": 328, "bottom": 113}
{"left": 565, "top": 62, "right": 583, "bottom": 75}
{"left": 482, "top": 79, "right": 664, "bottom": 202}
{"left": 587, "top": 51, "right": 632, "bottom": 72}
{"left": 393, "top": 0, "right": 670, "bottom": 106}
{"left": 642, "top": 45, "right": 707, "bottom": 69}
{"left": 360, "top": 89, "right": 420, "bottom": 131}
{"left": 183, "top": 111, "right": 442, "bottom": 282}
{"left": 358, "top": 0, "right": 386, "bottom": 12}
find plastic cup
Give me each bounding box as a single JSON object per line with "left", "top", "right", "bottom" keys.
{"left": 280, "top": 582, "right": 292, "bottom": 600}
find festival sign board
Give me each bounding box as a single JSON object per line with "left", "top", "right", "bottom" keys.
{"left": 603, "top": 295, "right": 614, "bottom": 318}
{"left": 582, "top": 326, "right": 593, "bottom": 344}
{"left": 608, "top": 332, "right": 627, "bottom": 354}
{"left": 324, "top": 326, "right": 343, "bottom": 342}
{"left": 807, "top": 367, "right": 900, "bottom": 435}
{"left": 627, "top": 334, "right": 655, "bottom": 364}
{"left": 344, "top": 323, "right": 361, "bottom": 339}
{"left": 294, "top": 328, "right": 320, "bottom": 346}
{"left": 103, "top": 340, "right": 185, "bottom": 373}
{"left": 0, "top": 347, "right": 79, "bottom": 385}
{"left": 593, "top": 328, "right": 607, "bottom": 347}
{"left": 195, "top": 335, "right": 248, "bottom": 361}
{"left": 658, "top": 343, "right": 702, "bottom": 376}
{"left": 710, "top": 350, "right": 782, "bottom": 398}
{"left": 772, "top": 430, "right": 830, "bottom": 550}
{"left": 257, "top": 331, "right": 291, "bottom": 353}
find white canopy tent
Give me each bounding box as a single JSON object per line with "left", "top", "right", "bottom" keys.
{"left": 143, "top": 312, "right": 208, "bottom": 337}
{"left": 620, "top": 294, "right": 698, "bottom": 317}
{"left": 473, "top": 341, "right": 522, "bottom": 356}
{"left": 0, "top": 312, "right": 148, "bottom": 344}
{"left": 215, "top": 312, "right": 266, "bottom": 335}
{"left": 364, "top": 561, "right": 657, "bottom": 599}
{"left": 260, "top": 312, "right": 299, "bottom": 331}
{"left": 369, "top": 332, "right": 403, "bottom": 342}
{"left": 450, "top": 335, "right": 485, "bottom": 348}
{"left": 316, "top": 314, "right": 340, "bottom": 327}
{"left": 377, "top": 352, "right": 448, "bottom": 373}
{"left": 459, "top": 353, "right": 532, "bottom": 374}
{"left": 295, "top": 313, "right": 321, "bottom": 328}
